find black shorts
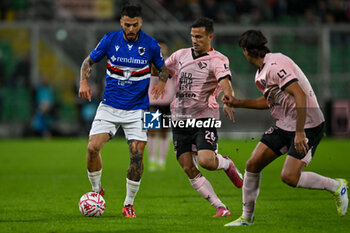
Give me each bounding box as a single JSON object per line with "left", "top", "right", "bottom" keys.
{"left": 260, "top": 122, "right": 325, "bottom": 160}
{"left": 172, "top": 119, "right": 218, "bottom": 159}
{"left": 149, "top": 105, "right": 171, "bottom": 115}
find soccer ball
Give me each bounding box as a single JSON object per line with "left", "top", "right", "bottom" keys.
{"left": 79, "top": 192, "right": 106, "bottom": 217}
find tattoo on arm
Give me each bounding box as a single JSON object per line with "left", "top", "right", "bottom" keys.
{"left": 158, "top": 64, "right": 169, "bottom": 83}
{"left": 80, "top": 55, "right": 94, "bottom": 82}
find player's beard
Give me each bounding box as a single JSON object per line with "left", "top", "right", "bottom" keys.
{"left": 123, "top": 30, "right": 140, "bottom": 42}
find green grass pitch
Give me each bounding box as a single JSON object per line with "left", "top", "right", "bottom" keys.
{"left": 0, "top": 138, "right": 349, "bottom": 233}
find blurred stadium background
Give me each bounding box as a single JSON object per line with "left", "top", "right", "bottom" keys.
{"left": 0, "top": 0, "right": 350, "bottom": 138}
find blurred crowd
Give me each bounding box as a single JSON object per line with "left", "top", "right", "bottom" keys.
{"left": 159, "top": 0, "right": 350, "bottom": 24}
{"left": 0, "top": 0, "right": 349, "bottom": 24}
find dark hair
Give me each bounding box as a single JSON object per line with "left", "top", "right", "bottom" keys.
{"left": 191, "top": 17, "right": 214, "bottom": 34}
{"left": 157, "top": 38, "right": 165, "bottom": 44}
{"left": 121, "top": 4, "right": 142, "bottom": 18}
{"left": 238, "top": 30, "right": 270, "bottom": 58}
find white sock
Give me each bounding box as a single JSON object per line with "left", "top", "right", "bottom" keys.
{"left": 296, "top": 171, "right": 339, "bottom": 192}
{"left": 124, "top": 178, "right": 141, "bottom": 206}
{"left": 242, "top": 170, "right": 261, "bottom": 220}
{"left": 88, "top": 169, "right": 102, "bottom": 193}
{"left": 216, "top": 153, "right": 229, "bottom": 170}
{"left": 332, "top": 180, "right": 341, "bottom": 192}
{"left": 243, "top": 212, "right": 254, "bottom": 221}
{"left": 189, "top": 173, "right": 224, "bottom": 208}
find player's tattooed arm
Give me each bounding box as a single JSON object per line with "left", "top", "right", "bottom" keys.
{"left": 151, "top": 64, "right": 169, "bottom": 99}
{"left": 79, "top": 55, "right": 95, "bottom": 102}
{"left": 127, "top": 140, "right": 144, "bottom": 181}
{"left": 158, "top": 64, "right": 169, "bottom": 83}
{"left": 80, "top": 55, "right": 95, "bottom": 82}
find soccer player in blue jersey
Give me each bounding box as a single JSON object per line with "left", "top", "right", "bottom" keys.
{"left": 78, "top": 4, "right": 168, "bottom": 218}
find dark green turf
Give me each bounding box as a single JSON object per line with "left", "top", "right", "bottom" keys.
{"left": 0, "top": 138, "right": 349, "bottom": 233}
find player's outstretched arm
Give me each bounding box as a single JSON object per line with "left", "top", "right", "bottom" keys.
{"left": 79, "top": 55, "right": 95, "bottom": 102}
{"left": 151, "top": 64, "right": 169, "bottom": 99}
{"left": 222, "top": 95, "right": 269, "bottom": 110}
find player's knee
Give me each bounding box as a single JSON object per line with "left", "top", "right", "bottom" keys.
{"left": 87, "top": 142, "right": 101, "bottom": 157}
{"left": 198, "top": 154, "right": 216, "bottom": 170}
{"left": 183, "top": 165, "right": 198, "bottom": 178}
{"left": 246, "top": 158, "right": 260, "bottom": 173}
{"left": 137, "top": 141, "right": 146, "bottom": 152}
{"left": 280, "top": 171, "right": 298, "bottom": 187}
{"left": 128, "top": 140, "right": 146, "bottom": 155}
{"left": 198, "top": 156, "right": 208, "bottom": 168}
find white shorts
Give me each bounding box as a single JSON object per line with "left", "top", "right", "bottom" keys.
{"left": 89, "top": 103, "right": 147, "bottom": 141}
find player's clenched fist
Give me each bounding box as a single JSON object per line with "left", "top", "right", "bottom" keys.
{"left": 79, "top": 80, "right": 92, "bottom": 102}
{"left": 222, "top": 94, "right": 238, "bottom": 107}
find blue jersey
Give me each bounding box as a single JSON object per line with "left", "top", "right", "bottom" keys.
{"left": 90, "top": 30, "right": 164, "bottom": 110}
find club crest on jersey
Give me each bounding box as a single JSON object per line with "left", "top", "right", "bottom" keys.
{"left": 138, "top": 47, "right": 146, "bottom": 56}
{"left": 198, "top": 61, "right": 207, "bottom": 69}
{"left": 123, "top": 70, "right": 132, "bottom": 79}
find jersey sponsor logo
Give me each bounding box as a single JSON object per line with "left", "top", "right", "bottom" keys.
{"left": 114, "top": 56, "right": 148, "bottom": 65}
{"left": 176, "top": 92, "right": 196, "bottom": 98}
{"left": 138, "top": 47, "right": 146, "bottom": 56}
{"left": 179, "top": 72, "right": 193, "bottom": 90}
{"left": 198, "top": 61, "right": 207, "bottom": 69}
{"left": 143, "top": 110, "right": 161, "bottom": 129}
{"left": 111, "top": 55, "right": 116, "bottom": 62}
